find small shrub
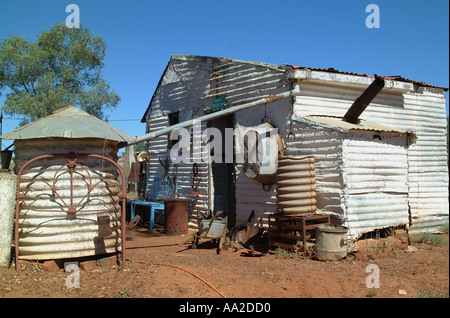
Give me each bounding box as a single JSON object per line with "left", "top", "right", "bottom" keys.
{"left": 414, "top": 290, "right": 449, "bottom": 298}
{"left": 440, "top": 223, "right": 449, "bottom": 234}
{"left": 367, "top": 290, "right": 377, "bottom": 298}
{"left": 410, "top": 232, "right": 446, "bottom": 247}
{"left": 419, "top": 232, "right": 446, "bottom": 247}
{"left": 274, "top": 247, "right": 294, "bottom": 259}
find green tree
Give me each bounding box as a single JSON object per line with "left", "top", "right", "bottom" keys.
{"left": 0, "top": 23, "right": 120, "bottom": 125}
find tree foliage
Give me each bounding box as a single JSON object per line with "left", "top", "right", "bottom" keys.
{"left": 0, "top": 23, "right": 120, "bottom": 125}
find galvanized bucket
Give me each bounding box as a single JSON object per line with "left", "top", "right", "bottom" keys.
{"left": 315, "top": 224, "right": 349, "bottom": 261}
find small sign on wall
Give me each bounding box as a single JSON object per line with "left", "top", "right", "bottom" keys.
{"left": 212, "top": 95, "right": 227, "bottom": 112}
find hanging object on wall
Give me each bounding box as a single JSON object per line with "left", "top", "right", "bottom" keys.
{"left": 235, "top": 123, "right": 284, "bottom": 190}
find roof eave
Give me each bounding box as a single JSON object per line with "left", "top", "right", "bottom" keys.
{"left": 288, "top": 69, "right": 415, "bottom": 92}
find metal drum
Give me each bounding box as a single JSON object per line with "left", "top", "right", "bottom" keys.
{"left": 164, "top": 198, "right": 189, "bottom": 235}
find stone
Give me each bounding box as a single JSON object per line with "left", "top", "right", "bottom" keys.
{"left": 393, "top": 229, "right": 406, "bottom": 239}
{"left": 366, "top": 252, "right": 377, "bottom": 260}
{"left": 398, "top": 289, "right": 407, "bottom": 295}
{"left": 405, "top": 246, "right": 418, "bottom": 253}
{"left": 354, "top": 251, "right": 365, "bottom": 260}
{"left": 79, "top": 260, "right": 98, "bottom": 272}
{"left": 41, "top": 260, "right": 62, "bottom": 272}
{"left": 97, "top": 256, "right": 117, "bottom": 267}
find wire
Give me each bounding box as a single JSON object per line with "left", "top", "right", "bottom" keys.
{"left": 128, "top": 259, "right": 226, "bottom": 298}
{"left": 107, "top": 119, "right": 141, "bottom": 122}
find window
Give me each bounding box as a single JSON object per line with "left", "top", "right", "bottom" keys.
{"left": 168, "top": 111, "right": 180, "bottom": 149}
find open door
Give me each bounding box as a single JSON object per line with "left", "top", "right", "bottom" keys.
{"left": 208, "top": 114, "right": 236, "bottom": 225}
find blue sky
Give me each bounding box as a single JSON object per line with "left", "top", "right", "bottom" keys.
{"left": 1, "top": 0, "right": 448, "bottom": 150}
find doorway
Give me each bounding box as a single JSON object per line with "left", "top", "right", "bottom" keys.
{"left": 207, "top": 114, "right": 236, "bottom": 226}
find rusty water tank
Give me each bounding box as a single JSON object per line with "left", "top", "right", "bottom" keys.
{"left": 276, "top": 155, "right": 317, "bottom": 215}
{"left": 1, "top": 106, "right": 134, "bottom": 261}
{"left": 164, "top": 198, "right": 188, "bottom": 235}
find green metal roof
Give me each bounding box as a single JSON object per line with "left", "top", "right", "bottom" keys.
{"left": 1, "top": 106, "right": 135, "bottom": 142}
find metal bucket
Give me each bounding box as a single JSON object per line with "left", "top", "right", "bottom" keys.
{"left": 315, "top": 224, "right": 348, "bottom": 261}
{"left": 164, "top": 198, "right": 188, "bottom": 235}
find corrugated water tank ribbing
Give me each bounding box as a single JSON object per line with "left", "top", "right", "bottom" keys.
{"left": 276, "top": 156, "right": 317, "bottom": 215}
{"left": 14, "top": 138, "right": 123, "bottom": 260}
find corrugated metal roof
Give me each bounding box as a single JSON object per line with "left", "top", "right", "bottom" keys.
{"left": 288, "top": 66, "right": 448, "bottom": 91}
{"left": 298, "top": 115, "right": 412, "bottom": 134}
{"left": 141, "top": 54, "right": 448, "bottom": 123}
{"left": 1, "top": 106, "right": 135, "bottom": 142}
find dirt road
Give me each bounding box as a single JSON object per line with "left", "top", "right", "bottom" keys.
{"left": 1, "top": 226, "right": 448, "bottom": 301}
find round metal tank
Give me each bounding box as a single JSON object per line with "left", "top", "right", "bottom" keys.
{"left": 276, "top": 155, "right": 317, "bottom": 215}
{"left": 315, "top": 224, "right": 349, "bottom": 261}
{"left": 14, "top": 138, "right": 123, "bottom": 260}
{"left": 164, "top": 198, "right": 188, "bottom": 235}
{"left": 0, "top": 172, "right": 17, "bottom": 266}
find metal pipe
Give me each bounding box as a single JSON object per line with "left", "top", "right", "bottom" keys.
{"left": 118, "top": 84, "right": 301, "bottom": 148}
{"left": 342, "top": 76, "right": 385, "bottom": 124}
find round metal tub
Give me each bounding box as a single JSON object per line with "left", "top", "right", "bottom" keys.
{"left": 164, "top": 198, "right": 189, "bottom": 235}
{"left": 315, "top": 224, "right": 349, "bottom": 261}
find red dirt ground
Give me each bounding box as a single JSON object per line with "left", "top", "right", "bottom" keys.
{"left": 1, "top": 224, "right": 448, "bottom": 301}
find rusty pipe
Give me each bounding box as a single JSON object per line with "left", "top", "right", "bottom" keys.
{"left": 342, "top": 76, "right": 385, "bottom": 124}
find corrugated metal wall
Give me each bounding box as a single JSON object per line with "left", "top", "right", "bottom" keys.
{"left": 293, "top": 81, "right": 449, "bottom": 233}
{"left": 402, "top": 90, "right": 449, "bottom": 232}
{"left": 285, "top": 120, "right": 344, "bottom": 218}
{"left": 145, "top": 58, "right": 448, "bottom": 234}
{"left": 146, "top": 56, "right": 293, "bottom": 228}
{"left": 219, "top": 61, "right": 290, "bottom": 227}
{"left": 342, "top": 132, "right": 409, "bottom": 239}
{"left": 145, "top": 57, "right": 212, "bottom": 228}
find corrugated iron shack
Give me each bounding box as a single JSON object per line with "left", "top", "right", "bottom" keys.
{"left": 140, "top": 54, "right": 449, "bottom": 240}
